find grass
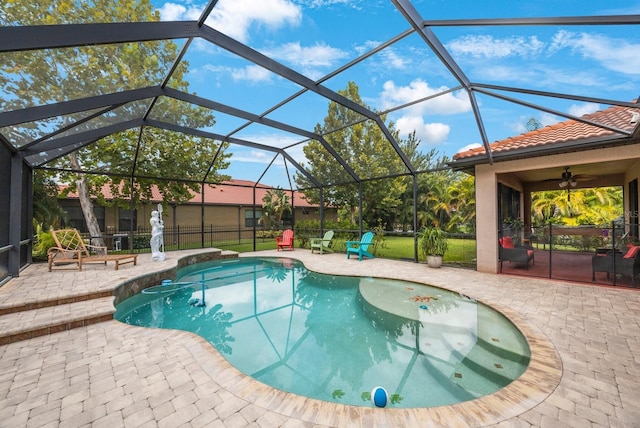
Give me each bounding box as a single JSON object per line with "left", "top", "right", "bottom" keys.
{"left": 220, "top": 235, "right": 477, "bottom": 267}
{"left": 122, "top": 235, "right": 477, "bottom": 267}
{"left": 373, "top": 236, "right": 476, "bottom": 266}
{"left": 218, "top": 240, "right": 276, "bottom": 252}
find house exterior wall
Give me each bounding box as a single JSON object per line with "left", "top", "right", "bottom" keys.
{"left": 474, "top": 145, "right": 640, "bottom": 273}
{"left": 624, "top": 159, "right": 640, "bottom": 222}
{"left": 64, "top": 200, "right": 333, "bottom": 233}
{"left": 475, "top": 165, "right": 499, "bottom": 273}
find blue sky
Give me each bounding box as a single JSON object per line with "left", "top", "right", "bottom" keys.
{"left": 150, "top": 0, "right": 640, "bottom": 187}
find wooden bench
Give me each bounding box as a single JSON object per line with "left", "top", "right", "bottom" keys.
{"left": 48, "top": 229, "right": 138, "bottom": 271}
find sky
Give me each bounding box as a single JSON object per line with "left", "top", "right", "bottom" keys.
{"left": 149, "top": 0, "right": 640, "bottom": 187}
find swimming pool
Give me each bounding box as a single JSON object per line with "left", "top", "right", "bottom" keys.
{"left": 115, "top": 257, "right": 531, "bottom": 408}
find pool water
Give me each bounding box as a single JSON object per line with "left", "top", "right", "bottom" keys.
{"left": 115, "top": 257, "right": 530, "bottom": 408}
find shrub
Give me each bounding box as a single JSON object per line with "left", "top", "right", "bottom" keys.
{"left": 32, "top": 224, "right": 55, "bottom": 261}
{"left": 133, "top": 234, "right": 151, "bottom": 249}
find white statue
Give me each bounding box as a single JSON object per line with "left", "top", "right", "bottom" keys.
{"left": 150, "top": 206, "right": 166, "bottom": 261}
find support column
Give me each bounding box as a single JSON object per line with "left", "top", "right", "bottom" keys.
{"left": 475, "top": 165, "right": 500, "bottom": 273}
{"left": 8, "top": 154, "right": 24, "bottom": 277}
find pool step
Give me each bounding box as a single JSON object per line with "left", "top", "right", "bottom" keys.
{"left": 0, "top": 249, "right": 240, "bottom": 346}
{"left": 0, "top": 296, "right": 115, "bottom": 346}
{"left": 0, "top": 289, "right": 113, "bottom": 316}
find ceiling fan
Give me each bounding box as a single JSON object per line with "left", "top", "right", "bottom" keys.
{"left": 545, "top": 167, "right": 597, "bottom": 201}
{"left": 557, "top": 167, "right": 596, "bottom": 188}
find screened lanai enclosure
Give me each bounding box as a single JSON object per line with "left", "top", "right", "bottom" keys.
{"left": 2, "top": 0, "right": 640, "bottom": 282}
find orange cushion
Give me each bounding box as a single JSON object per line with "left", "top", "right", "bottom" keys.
{"left": 500, "top": 236, "right": 515, "bottom": 248}
{"left": 624, "top": 245, "right": 640, "bottom": 259}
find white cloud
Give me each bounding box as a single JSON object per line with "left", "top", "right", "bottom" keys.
{"left": 540, "top": 112, "right": 560, "bottom": 127}
{"left": 306, "top": 0, "right": 361, "bottom": 8}
{"left": 201, "top": 64, "right": 272, "bottom": 84}
{"left": 380, "top": 79, "right": 471, "bottom": 114}
{"left": 157, "top": 3, "right": 189, "bottom": 21}
{"left": 473, "top": 62, "right": 605, "bottom": 89}
{"left": 550, "top": 30, "right": 640, "bottom": 75}
{"left": 157, "top": 0, "right": 301, "bottom": 43}
{"left": 447, "top": 35, "right": 545, "bottom": 58}
{"left": 396, "top": 117, "right": 450, "bottom": 144}
{"left": 568, "top": 102, "right": 601, "bottom": 117}
{"left": 230, "top": 65, "right": 273, "bottom": 83}
{"left": 379, "top": 79, "right": 470, "bottom": 144}
{"left": 265, "top": 42, "right": 348, "bottom": 68}
{"left": 456, "top": 142, "right": 482, "bottom": 154}
{"left": 205, "top": 0, "right": 302, "bottom": 43}
{"left": 378, "top": 48, "right": 410, "bottom": 69}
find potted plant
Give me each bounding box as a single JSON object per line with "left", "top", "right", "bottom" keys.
{"left": 418, "top": 226, "right": 449, "bottom": 268}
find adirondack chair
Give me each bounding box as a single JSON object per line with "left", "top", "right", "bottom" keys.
{"left": 310, "top": 230, "right": 334, "bottom": 254}
{"left": 48, "top": 228, "right": 138, "bottom": 271}
{"left": 276, "top": 229, "right": 294, "bottom": 251}
{"left": 346, "top": 231, "right": 375, "bottom": 261}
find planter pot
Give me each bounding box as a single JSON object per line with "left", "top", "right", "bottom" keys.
{"left": 427, "top": 255, "right": 443, "bottom": 268}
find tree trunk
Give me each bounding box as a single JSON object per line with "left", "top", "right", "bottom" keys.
{"left": 69, "top": 153, "right": 106, "bottom": 254}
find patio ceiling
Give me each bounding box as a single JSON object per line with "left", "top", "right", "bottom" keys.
{"left": 505, "top": 160, "right": 635, "bottom": 193}
{"left": 1, "top": 1, "right": 640, "bottom": 190}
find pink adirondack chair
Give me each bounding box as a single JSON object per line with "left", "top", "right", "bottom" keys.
{"left": 276, "top": 229, "right": 294, "bottom": 251}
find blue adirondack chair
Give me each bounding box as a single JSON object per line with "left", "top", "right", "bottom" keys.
{"left": 346, "top": 231, "right": 375, "bottom": 261}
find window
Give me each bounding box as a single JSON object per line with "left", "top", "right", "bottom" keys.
{"left": 281, "top": 210, "right": 293, "bottom": 227}
{"left": 245, "top": 209, "right": 262, "bottom": 227}
{"left": 497, "top": 183, "right": 520, "bottom": 235}
{"left": 119, "top": 208, "right": 136, "bottom": 232}
{"left": 59, "top": 200, "right": 104, "bottom": 233}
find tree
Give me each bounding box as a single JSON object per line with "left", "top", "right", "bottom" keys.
{"left": 32, "top": 170, "right": 67, "bottom": 230}
{"left": 1, "top": 0, "right": 230, "bottom": 244}
{"left": 447, "top": 173, "right": 476, "bottom": 233}
{"left": 526, "top": 117, "right": 543, "bottom": 131}
{"left": 416, "top": 169, "right": 454, "bottom": 229}
{"left": 261, "top": 188, "right": 292, "bottom": 228}
{"left": 531, "top": 187, "right": 622, "bottom": 226}
{"left": 294, "top": 81, "right": 412, "bottom": 229}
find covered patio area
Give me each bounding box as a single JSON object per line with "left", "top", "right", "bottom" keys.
{"left": 500, "top": 248, "right": 640, "bottom": 288}
{"left": 1, "top": 249, "right": 639, "bottom": 426}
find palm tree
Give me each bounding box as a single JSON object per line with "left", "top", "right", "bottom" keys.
{"left": 33, "top": 170, "right": 66, "bottom": 229}
{"left": 447, "top": 174, "right": 476, "bottom": 233}
{"left": 531, "top": 187, "right": 622, "bottom": 226}
{"left": 261, "top": 188, "right": 292, "bottom": 229}
{"left": 417, "top": 171, "right": 453, "bottom": 229}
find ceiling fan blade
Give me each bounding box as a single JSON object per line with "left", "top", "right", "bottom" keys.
{"left": 573, "top": 174, "right": 597, "bottom": 181}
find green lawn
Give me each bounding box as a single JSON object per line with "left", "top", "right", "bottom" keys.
{"left": 220, "top": 235, "right": 477, "bottom": 267}
{"left": 373, "top": 236, "right": 476, "bottom": 265}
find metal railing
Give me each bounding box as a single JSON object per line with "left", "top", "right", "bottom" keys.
{"left": 500, "top": 222, "right": 639, "bottom": 286}
{"left": 81, "top": 225, "right": 478, "bottom": 268}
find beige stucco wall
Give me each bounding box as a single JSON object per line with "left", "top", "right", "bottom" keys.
{"left": 475, "top": 144, "right": 640, "bottom": 273}
{"left": 100, "top": 203, "right": 331, "bottom": 231}
{"left": 624, "top": 158, "right": 640, "bottom": 221}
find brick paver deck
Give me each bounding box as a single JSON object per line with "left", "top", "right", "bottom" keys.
{"left": 1, "top": 249, "right": 639, "bottom": 427}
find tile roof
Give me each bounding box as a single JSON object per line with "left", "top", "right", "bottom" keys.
{"left": 453, "top": 103, "right": 640, "bottom": 161}
{"left": 61, "top": 179, "right": 318, "bottom": 207}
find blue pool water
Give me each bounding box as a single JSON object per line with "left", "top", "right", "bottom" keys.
{"left": 115, "top": 257, "right": 530, "bottom": 408}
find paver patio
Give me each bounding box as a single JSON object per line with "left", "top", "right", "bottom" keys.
{"left": 1, "top": 249, "right": 639, "bottom": 427}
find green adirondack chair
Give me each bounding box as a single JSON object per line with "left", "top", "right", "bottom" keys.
{"left": 310, "top": 230, "right": 334, "bottom": 254}
{"left": 346, "top": 231, "right": 375, "bottom": 261}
